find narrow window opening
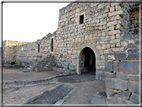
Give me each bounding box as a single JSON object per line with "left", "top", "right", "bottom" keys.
{"left": 79, "top": 15, "right": 84, "bottom": 24}
{"left": 51, "top": 39, "right": 53, "bottom": 52}
{"left": 38, "top": 45, "right": 40, "bottom": 52}
{"left": 11, "top": 61, "right": 15, "bottom": 65}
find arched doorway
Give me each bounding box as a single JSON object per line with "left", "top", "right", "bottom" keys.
{"left": 79, "top": 47, "right": 96, "bottom": 74}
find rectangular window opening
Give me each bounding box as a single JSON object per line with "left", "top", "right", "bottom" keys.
{"left": 38, "top": 45, "right": 40, "bottom": 52}
{"left": 79, "top": 15, "right": 84, "bottom": 24}
{"left": 51, "top": 39, "right": 53, "bottom": 52}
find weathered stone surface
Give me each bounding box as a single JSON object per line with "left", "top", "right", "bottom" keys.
{"left": 128, "top": 75, "right": 139, "bottom": 81}
{"left": 55, "top": 99, "right": 65, "bottom": 105}
{"left": 119, "top": 61, "right": 139, "bottom": 74}
{"left": 105, "top": 78, "right": 127, "bottom": 90}
{"left": 128, "top": 40, "right": 135, "bottom": 44}
{"left": 113, "top": 61, "right": 119, "bottom": 73}
{"left": 107, "top": 55, "right": 115, "bottom": 60}
{"left": 116, "top": 73, "right": 128, "bottom": 80}
{"left": 127, "top": 44, "right": 139, "bottom": 49}
{"left": 135, "top": 40, "right": 139, "bottom": 45}
{"left": 121, "top": 41, "right": 128, "bottom": 47}
{"left": 105, "top": 73, "right": 115, "bottom": 78}
{"left": 64, "top": 62, "right": 69, "bottom": 66}
{"left": 114, "top": 53, "right": 126, "bottom": 60}
{"left": 63, "top": 62, "right": 69, "bottom": 69}
{"left": 128, "top": 81, "right": 139, "bottom": 93}
{"left": 115, "top": 91, "right": 130, "bottom": 100}
{"left": 99, "top": 74, "right": 106, "bottom": 81}
{"left": 105, "top": 53, "right": 126, "bottom": 60}
{"left": 69, "top": 63, "right": 76, "bottom": 71}
{"left": 96, "top": 70, "right": 105, "bottom": 80}
{"left": 107, "top": 97, "right": 133, "bottom": 104}
{"left": 126, "top": 49, "right": 139, "bottom": 54}
{"left": 107, "top": 21, "right": 121, "bottom": 27}
{"left": 109, "top": 11, "right": 123, "bottom": 17}
{"left": 127, "top": 53, "right": 139, "bottom": 60}
{"left": 91, "top": 91, "right": 107, "bottom": 104}
{"left": 126, "top": 49, "right": 139, "bottom": 60}
{"left": 23, "top": 69, "right": 30, "bottom": 72}
{"left": 130, "top": 93, "right": 139, "bottom": 103}
{"left": 110, "top": 39, "right": 121, "bottom": 44}
{"left": 105, "top": 61, "right": 112, "bottom": 72}
{"left": 52, "top": 67, "right": 64, "bottom": 72}
{"left": 106, "top": 89, "right": 114, "bottom": 97}
{"left": 109, "top": 30, "right": 120, "bottom": 35}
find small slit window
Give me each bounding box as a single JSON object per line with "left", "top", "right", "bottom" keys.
{"left": 38, "top": 45, "right": 40, "bottom": 52}
{"left": 51, "top": 39, "right": 53, "bottom": 52}
{"left": 79, "top": 15, "right": 84, "bottom": 24}
{"left": 21, "top": 47, "right": 23, "bottom": 51}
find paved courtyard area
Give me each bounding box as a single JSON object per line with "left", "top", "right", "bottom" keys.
{"left": 3, "top": 68, "right": 105, "bottom": 105}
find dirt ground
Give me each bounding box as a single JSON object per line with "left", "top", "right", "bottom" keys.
{"left": 3, "top": 68, "right": 106, "bottom": 105}
{"left": 3, "top": 68, "right": 64, "bottom": 82}
{"left": 52, "top": 73, "right": 106, "bottom": 104}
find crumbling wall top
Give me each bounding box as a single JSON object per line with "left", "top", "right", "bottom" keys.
{"left": 3, "top": 40, "right": 29, "bottom": 47}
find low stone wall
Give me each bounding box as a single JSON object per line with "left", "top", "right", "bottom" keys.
{"left": 105, "top": 49, "right": 140, "bottom": 105}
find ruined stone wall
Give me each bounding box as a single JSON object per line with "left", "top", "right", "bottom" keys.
{"left": 3, "top": 40, "right": 29, "bottom": 64}
{"left": 3, "top": 40, "right": 29, "bottom": 47}
{"left": 15, "top": 32, "right": 56, "bottom": 66}
{"left": 3, "top": 46, "right": 16, "bottom": 64}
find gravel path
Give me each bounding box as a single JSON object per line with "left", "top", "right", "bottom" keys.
{"left": 28, "top": 85, "right": 73, "bottom": 104}
{"left": 3, "top": 84, "right": 56, "bottom": 104}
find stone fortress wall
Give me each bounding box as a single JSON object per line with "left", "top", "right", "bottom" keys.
{"left": 55, "top": 2, "right": 140, "bottom": 79}
{"left": 3, "top": 40, "right": 29, "bottom": 64}
{"left": 15, "top": 32, "right": 56, "bottom": 66}
{"left": 3, "top": 1, "right": 141, "bottom": 105}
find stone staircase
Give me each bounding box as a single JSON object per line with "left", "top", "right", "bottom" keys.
{"left": 23, "top": 54, "right": 55, "bottom": 72}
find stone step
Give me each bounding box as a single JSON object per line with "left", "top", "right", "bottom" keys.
{"left": 52, "top": 67, "right": 64, "bottom": 72}
{"left": 91, "top": 90, "right": 107, "bottom": 104}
